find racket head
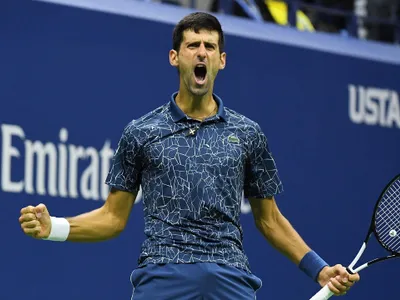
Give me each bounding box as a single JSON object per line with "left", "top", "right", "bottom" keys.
{"left": 372, "top": 174, "right": 400, "bottom": 254}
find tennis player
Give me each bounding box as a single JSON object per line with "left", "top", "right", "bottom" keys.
{"left": 19, "top": 12, "right": 360, "bottom": 299}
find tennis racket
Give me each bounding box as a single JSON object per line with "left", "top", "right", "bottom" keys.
{"left": 310, "top": 174, "right": 400, "bottom": 300}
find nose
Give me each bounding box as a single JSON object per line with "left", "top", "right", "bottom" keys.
{"left": 197, "top": 43, "right": 206, "bottom": 61}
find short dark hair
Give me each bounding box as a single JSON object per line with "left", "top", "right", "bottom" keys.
{"left": 172, "top": 12, "right": 225, "bottom": 53}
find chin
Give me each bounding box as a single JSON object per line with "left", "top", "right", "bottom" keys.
{"left": 190, "top": 86, "right": 209, "bottom": 97}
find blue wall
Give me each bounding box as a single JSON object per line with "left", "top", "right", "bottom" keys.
{"left": 1, "top": 0, "right": 400, "bottom": 299}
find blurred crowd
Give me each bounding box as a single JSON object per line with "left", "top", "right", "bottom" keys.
{"left": 158, "top": 0, "right": 400, "bottom": 44}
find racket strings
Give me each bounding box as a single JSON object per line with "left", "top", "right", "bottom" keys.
{"left": 375, "top": 179, "right": 400, "bottom": 253}
{"left": 376, "top": 182, "right": 400, "bottom": 228}
{"left": 376, "top": 181, "right": 400, "bottom": 251}
{"left": 377, "top": 185, "right": 400, "bottom": 230}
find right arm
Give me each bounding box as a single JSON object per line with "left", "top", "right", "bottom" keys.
{"left": 19, "top": 188, "right": 137, "bottom": 242}
{"left": 20, "top": 122, "right": 142, "bottom": 242}
{"left": 66, "top": 188, "right": 136, "bottom": 242}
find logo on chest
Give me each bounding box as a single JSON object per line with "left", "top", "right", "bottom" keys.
{"left": 227, "top": 135, "right": 240, "bottom": 144}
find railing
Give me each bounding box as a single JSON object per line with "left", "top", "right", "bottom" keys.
{"left": 140, "top": 0, "right": 400, "bottom": 44}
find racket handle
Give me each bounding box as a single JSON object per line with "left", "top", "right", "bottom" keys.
{"left": 309, "top": 285, "right": 334, "bottom": 300}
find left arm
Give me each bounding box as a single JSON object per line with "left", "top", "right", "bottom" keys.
{"left": 248, "top": 196, "right": 360, "bottom": 295}
{"left": 248, "top": 196, "right": 310, "bottom": 265}
{"left": 244, "top": 124, "right": 359, "bottom": 294}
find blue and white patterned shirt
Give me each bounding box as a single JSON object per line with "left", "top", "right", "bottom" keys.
{"left": 105, "top": 92, "right": 283, "bottom": 273}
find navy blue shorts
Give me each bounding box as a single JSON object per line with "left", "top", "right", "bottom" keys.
{"left": 130, "top": 263, "right": 262, "bottom": 300}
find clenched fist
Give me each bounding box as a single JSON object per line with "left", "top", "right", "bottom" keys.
{"left": 19, "top": 203, "right": 51, "bottom": 239}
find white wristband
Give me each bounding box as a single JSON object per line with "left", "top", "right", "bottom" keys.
{"left": 43, "top": 217, "right": 70, "bottom": 242}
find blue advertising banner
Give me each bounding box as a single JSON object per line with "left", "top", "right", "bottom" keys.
{"left": 1, "top": 0, "right": 400, "bottom": 299}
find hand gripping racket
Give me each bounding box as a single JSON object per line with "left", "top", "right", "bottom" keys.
{"left": 310, "top": 174, "right": 400, "bottom": 300}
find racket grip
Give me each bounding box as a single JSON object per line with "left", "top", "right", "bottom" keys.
{"left": 309, "top": 285, "right": 334, "bottom": 300}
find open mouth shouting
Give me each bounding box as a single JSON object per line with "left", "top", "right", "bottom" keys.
{"left": 194, "top": 63, "right": 207, "bottom": 85}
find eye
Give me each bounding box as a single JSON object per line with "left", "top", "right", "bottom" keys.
{"left": 188, "top": 43, "right": 199, "bottom": 49}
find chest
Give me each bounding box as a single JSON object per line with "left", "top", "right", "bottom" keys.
{"left": 143, "top": 125, "right": 247, "bottom": 175}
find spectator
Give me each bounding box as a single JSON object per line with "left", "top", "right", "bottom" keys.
{"left": 211, "top": 0, "right": 315, "bottom": 32}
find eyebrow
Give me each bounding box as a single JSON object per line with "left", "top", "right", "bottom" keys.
{"left": 186, "top": 41, "right": 217, "bottom": 47}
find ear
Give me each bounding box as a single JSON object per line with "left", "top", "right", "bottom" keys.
{"left": 169, "top": 49, "right": 179, "bottom": 67}
{"left": 219, "top": 52, "right": 226, "bottom": 70}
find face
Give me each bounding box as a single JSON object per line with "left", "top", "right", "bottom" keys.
{"left": 169, "top": 29, "right": 226, "bottom": 97}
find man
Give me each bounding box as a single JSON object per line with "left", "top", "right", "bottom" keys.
{"left": 19, "top": 12, "right": 359, "bottom": 299}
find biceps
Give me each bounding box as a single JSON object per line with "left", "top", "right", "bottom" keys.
{"left": 248, "top": 196, "right": 281, "bottom": 227}
{"left": 103, "top": 188, "right": 137, "bottom": 226}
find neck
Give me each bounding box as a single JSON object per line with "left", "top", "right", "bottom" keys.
{"left": 175, "top": 86, "right": 216, "bottom": 121}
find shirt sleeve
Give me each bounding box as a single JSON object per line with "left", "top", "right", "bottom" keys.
{"left": 105, "top": 124, "right": 142, "bottom": 193}
{"left": 243, "top": 124, "right": 283, "bottom": 199}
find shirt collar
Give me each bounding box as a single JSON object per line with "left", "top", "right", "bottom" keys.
{"left": 169, "top": 91, "right": 227, "bottom": 123}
